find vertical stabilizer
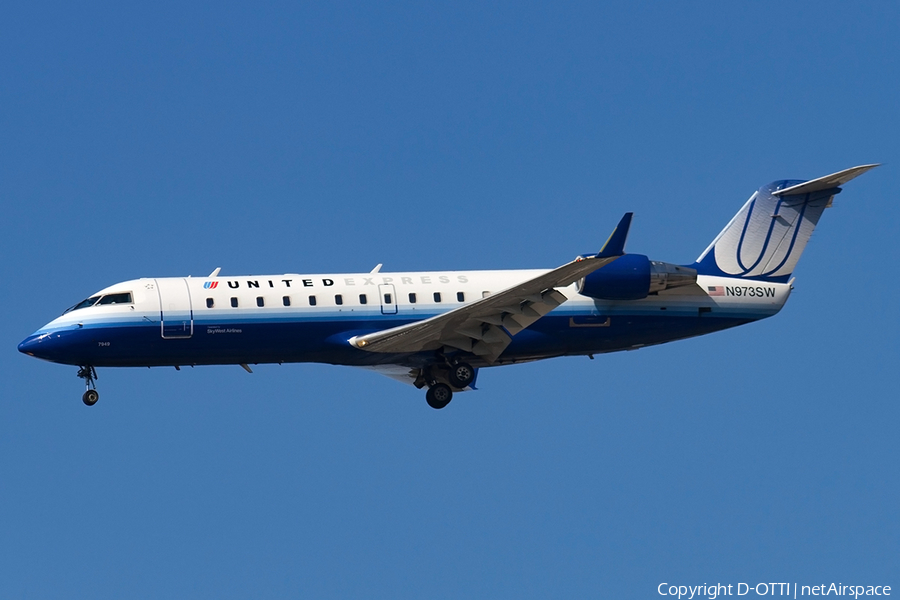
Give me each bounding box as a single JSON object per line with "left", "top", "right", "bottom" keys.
{"left": 691, "top": 165, "right": 877, "bottom": 282}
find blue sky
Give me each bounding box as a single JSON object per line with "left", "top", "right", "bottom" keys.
{"left": 2, "top": 2, "right": 898, "bottom": 598}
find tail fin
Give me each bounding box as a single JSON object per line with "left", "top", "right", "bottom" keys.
{"left": 691, "top": 165, "right": 878, "bottom": 282}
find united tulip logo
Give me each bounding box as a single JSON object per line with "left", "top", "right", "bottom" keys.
{"left": 203, "top": 282, "right": 219, "bottom": 289}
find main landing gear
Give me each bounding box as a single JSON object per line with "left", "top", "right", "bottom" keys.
{"left": 426, "top": 383, "right": 453, "bottom": 410}
{"left": 77, "top": 366, "right": 99, "bottom": 406}
{"left": 423, "top": 361, "right": 475, "bottom": 410}
{"left": 448, "top": 362, "right": 475, "bottom": 388}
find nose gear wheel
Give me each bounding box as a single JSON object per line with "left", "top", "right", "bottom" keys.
{"left": 77, "top": 366, "right": 99, "bottom": 406}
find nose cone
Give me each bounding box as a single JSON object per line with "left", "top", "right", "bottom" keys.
{"left": 19, "top": 335, "right": 41, "bottom": 356}
{"left": 19, "top": 326, "right": 91, "bottom": 365}
{"left": 18, "top": 330, "right": 74, "bottom": 363}
{"left": 19, "top": 333, "right": 49, "bottom": 357}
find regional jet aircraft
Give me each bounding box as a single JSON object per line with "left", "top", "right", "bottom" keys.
{"left": 18, "top": 165, "right": 877, "bottom": 409}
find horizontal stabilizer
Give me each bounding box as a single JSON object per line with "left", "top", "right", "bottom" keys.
{"left": 597, "top": 212, "right": 633, "bottom": 258}
{"left": 773, "top": 164, "right": 879, "bottom": 196}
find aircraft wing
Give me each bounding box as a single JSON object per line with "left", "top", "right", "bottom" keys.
{"left": 349, "top": 214, "right": 632, "bottom": 363}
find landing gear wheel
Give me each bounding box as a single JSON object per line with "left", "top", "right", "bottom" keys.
{"left": 82, "top": 389, "right": 99, "bottom": 406}
{"left": 77, "top": 366, "right": 99, "bottom": 406}
{"left": 425, "top": 383, "right": 453, "bottom": 409}
{"left": 448, "top": 362, "right": 475, "bottom": 388}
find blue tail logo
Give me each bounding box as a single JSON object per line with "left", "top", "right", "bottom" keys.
{"left": 691, "top": 165, "right": 877, "bottom": 283}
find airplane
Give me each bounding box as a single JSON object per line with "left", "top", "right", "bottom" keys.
{"left": 18, "top": 165, "right": 878, "bottom": 409}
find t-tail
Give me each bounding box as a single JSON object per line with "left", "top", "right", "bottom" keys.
{"left": 690, "top": 165, "right": 879, "bottom": 282}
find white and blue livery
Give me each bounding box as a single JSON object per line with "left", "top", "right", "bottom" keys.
{"left": 18, "top": 165, "right": 877, "bottom": 409}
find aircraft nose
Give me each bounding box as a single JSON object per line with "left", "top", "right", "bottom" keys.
{"left": 18, "top": 331, "right": 68, "bottom": 360}
{"left": 18, "top": 333, "right": 46, "bottom": 356}
{"left": 18, "top": 327, "right": 88, "bottom": 365}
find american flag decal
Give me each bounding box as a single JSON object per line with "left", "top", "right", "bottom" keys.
{"left": 707, "top": 286, "right": 724, "bottom": 296}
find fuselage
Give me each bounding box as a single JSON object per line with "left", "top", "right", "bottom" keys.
{"left": 18, "top": 269, "right": 791, "bottom": 370}
{"left": 17, "top": 165, "right": 874, "bottom": 409}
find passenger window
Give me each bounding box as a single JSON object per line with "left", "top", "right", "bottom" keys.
{"left": 359, "top": 294, "right": 367, "bottom": 305}
{"left": 257, "top": 297, "right": 264, "bottom": 307}
{"left": 206, "top": 298, "right": 214, "bottom": 308}
{"left": 309, "top": 295, "right": 317, "bottom": 306}
{"left": 457, "top": 292, "right": 465, "bottom": 302}
{"left": 231, "top": 297, "right": 238, "bottom": 308}
{"left": 283, "top": 296, "right": 291, "bottom": 307}
{"left": 482, "top": 291, "right": 491, "bottom": 298}
{"left": 97, "top": 292, "right": 133, "bottom": 305}
{"left": 335, "top": 294, "right": 343, "bottom": 305}
{"left": 409, "top": 293, "right": 417, "bottom": 304}
{"left": 433, "top": 292, "right": 441, "bottom": 303}
{"left": 384, "top": 293, "right": 392, "bottom": 304}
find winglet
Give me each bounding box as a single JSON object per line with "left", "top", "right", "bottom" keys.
{"left": 596, "top": 212, "right": 633, "bottom": 258}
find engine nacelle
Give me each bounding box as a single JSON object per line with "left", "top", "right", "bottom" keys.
{"left": 577, "top": 254, "right": 697, "bottom": 301}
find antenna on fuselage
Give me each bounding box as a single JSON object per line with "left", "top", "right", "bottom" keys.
{"left": 209, "top": 267, "right": 221, "bottom": 277}
{"left": 370, "top": 264, "right": 383, "bottom": 273}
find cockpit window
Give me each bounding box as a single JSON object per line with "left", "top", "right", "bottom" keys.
{"left": 65, "top": 296, "right": 101, "bottom": 313}
{"left": 64, "top": 292, "right": 133, "bottom": 314}
{"left": 96, "top": 292, "right": 133, "bottom": 305}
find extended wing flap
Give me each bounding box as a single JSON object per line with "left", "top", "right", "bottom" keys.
{"left": 355, "top": 364, "right": 420, "bottom": 386}
{"left": 349, "top": 214, "right": 632, "bottom": 362}
{"left": 349, "top": 253, "right": 618, "bottom": 360}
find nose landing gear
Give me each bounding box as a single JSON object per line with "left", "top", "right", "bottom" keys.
{"left": 77, "top": 366, "right": 99, "bottom": 406}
